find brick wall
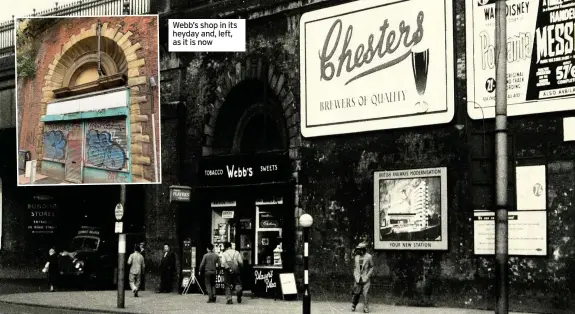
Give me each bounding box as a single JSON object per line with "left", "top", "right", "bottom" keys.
{"left": 155, "top": 1, "right": 575, "bottom": 310}
{"left": 17, "top": 16, "right": 159, "bottom": 182}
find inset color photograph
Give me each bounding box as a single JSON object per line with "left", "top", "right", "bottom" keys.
{"left": 15, "top": 15, "right": 161, "bottom": 185}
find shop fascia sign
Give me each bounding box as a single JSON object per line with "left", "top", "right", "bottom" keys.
{"left": 198, "top": 151, "right": 289, "bottom": 186}
{"left": 299, "top": 0, "right": 455, "bottom": 137}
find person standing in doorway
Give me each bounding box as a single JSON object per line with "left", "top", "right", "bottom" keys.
{"left": 199, "top": 243, "right": 220, "bottom": 303}
{"left": 139, "top": 242, "right": 146, "bottom": 291}
{"left": 221, "top": 241, "right": 243, "bottom": 305}
{"left": 351, "top": 242, "right": 374, "bottom": 313}
{"left": 42, "top": 248, "right": 59, "bottom": 292}
{"left": 127, "top": 244, "right": 145, "bottom": 297}
{"left": 157, "top": 243, "right": 176, "bottom": 293}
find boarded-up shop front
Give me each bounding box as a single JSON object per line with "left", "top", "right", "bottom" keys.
{"left": 40, "top": 88, "right": 131, "bottom": 184}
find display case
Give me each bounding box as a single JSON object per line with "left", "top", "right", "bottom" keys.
{"left": 253, "top": 201, "right": 284, "bottom": 298}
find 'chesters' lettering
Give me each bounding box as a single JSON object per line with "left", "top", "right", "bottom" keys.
{"left": 318, "top": 11, "right": 424, "bottom": 85}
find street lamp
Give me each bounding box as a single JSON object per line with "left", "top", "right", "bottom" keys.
{"left": 299, "top": 213, "right": 313, "bottom": 314}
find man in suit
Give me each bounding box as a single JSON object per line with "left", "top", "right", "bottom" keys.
{"left": 157, "top": 243, "right": 176, "bottom": 293}
{"left": 351, "top": 242, "right": 374, "bottom": 313}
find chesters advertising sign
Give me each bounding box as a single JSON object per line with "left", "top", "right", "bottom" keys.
{"left": 299, "top": 0, "right": 455, "bottom": 137}
{"left": 467, "top": 0, "right": 575, "bottom": 119}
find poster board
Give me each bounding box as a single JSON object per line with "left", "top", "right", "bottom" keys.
{"left": 373, "top": 167, "right": 448, "bottom": 250}
{"left": 279, "top": 273, "right": 298, "bottom": 298}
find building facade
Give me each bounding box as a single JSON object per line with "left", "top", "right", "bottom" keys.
{"left": 143, "top": 0, "right": 575, "bottom": 310}
{"left": 17, "top": 16, "right": 160, "bottom": 184}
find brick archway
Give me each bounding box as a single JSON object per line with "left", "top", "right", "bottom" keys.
{"left": 36, "top": 21, "right": 152, "bottom": 181}
{"left": 201, "top": 57, "right": 300, "bottom": 158}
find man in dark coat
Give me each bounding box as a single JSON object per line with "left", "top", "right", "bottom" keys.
{"left": 157, "top": 243, "right": 176, "bottom": 293}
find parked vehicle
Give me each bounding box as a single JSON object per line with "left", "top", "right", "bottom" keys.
{"left": 58, "top": 226, "right": 143, "bottom": 289}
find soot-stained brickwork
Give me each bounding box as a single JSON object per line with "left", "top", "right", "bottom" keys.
{"left": 147, "top": 0, "right": 575, "bottom": 310}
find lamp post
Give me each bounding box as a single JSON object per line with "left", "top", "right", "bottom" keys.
{"left": 299, "top": 214, "right": 313, "bottom": 314}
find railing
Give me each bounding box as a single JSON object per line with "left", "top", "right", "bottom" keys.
{"left": 0, "top": 0, "right": 151, "bottom": 58}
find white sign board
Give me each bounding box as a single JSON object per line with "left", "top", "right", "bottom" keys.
{"left": 516, "top": 165, "right": 546, "bottom": 210}
{"left": 114, "top": 203, "right": 124, "bottom": 220}
{"left": 299, "top": 0, "right": 455, "bottom": 137}
{"left": 115, "top": 221, "right": 123, "bottom": 234}
{"left": 222, "top": 211, "right": 235, "bottom": 219}
{"left": 473, "top": 210, "right": 547, "bottom": 256}
{"left": 466, "top": 0, "right": 575, "bottom": 119}
{"left": 279, "top": 273, "right": 298, "bottom": 295}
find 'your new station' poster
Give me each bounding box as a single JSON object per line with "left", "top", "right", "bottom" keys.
{"left": 466, "top": 0, "right": 575, "bottom": 119}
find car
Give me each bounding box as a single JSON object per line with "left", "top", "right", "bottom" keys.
{"left": 58, "top": 226, "right": 143, "bottom": 289}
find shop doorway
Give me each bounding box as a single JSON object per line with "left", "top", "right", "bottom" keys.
{"left": 64, "top": 122, "right": 83, "bottom": 183}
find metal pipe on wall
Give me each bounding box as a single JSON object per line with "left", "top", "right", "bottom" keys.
{"left": 494, "top": 0, "right": 509, "bottom": 313}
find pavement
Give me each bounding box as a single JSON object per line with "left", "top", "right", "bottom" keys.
{"left": 0, "top": 290, "right": 535, "bottom": 314}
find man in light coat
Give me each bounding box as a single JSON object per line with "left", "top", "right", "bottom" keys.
{"left": 127, "top": 244, "right": 145, "bottom": 297}
{"left": 351, "top": 242, "right": 374, "bottom": 313}
{"left": 221, "top": 241, "right": 243, "bottom": 304}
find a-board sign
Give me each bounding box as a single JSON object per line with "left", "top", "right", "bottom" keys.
{"left": 279, "top": 273, "right": 297, "bottom": 296}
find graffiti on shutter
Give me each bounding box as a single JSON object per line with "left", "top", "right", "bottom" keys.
{"left": 64, "top": 122, "right": 83, "bottom": 183}
{"left": 85, "top": 119, "right": 128, "bottom": 171}
{"left": 42, "top": 123, "right": 69, "bottom": 162}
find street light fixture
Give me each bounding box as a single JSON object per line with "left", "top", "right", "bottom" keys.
{"left": 299, "top": 213, "right": 313, "bottom": 314}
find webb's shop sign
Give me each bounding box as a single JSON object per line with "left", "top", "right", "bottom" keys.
{"left": 197, "top": 151, "right": 291, "bottom": 186}
{"left": 299, "top": 0, "right": 455, "bottom": 137}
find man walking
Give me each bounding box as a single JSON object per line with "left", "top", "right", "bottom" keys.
{"left": 127, "top": 245, "right": 145, "bottom": 297}
{"left": 158, "top": 243, "right": 176, "bottom": 293}
{"left": 221, "top": 241, "right": 243, "bottom": 304}
{"left": 139, "top": 242, "right": 146, "bottom": 291}
{"left": 199, "top": 243, "right": 220, "bottom": 303}
{"left": 351, "top": 242, "right": 374, "bottom": 313}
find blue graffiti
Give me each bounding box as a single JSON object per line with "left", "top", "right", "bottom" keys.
{"left": 42, "top": 131, "right": 67, "bottom": 160}
{"left": 86, "top": 130, "right": 126, "bottom": 170}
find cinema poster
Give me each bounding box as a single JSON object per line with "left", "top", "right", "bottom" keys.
{"left": 373, "top": 168, "right": 448, "bottom": 250}
{"left": 466, "top": 0, "right": 575, "bottom": 119}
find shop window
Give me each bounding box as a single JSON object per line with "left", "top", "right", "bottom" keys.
{"left": 255, "top": 202, "right": 283, "bottom": 267}
{"left": 211, "top": 203, "right": 236, "bottom": 254}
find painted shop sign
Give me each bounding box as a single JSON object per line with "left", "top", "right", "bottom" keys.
{"left": 27, "top": 195, "right": 58, "bottom": 235}
{"left": 197, "top": 151, "right": 290, "bottom": 186}
{"left": 253, "top": 268, "right": 278, "bottom": 296}
{"left": 299, "top": 0, "right": 455, "bottom": 137}
{"left": 373, "top": 167, "right": 448, "bottom": 250}
{"left": 466, "top": 0, "right": 575, "bottom": 119}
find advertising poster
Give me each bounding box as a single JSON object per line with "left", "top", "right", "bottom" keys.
{"left": 373, "top": 168, "right": 448, "bottom": 250}
{"left": 473, "top": 210, "right": 547, "bottom": 256}
{"left": 300, "top": 0, "right": 455, "bottom": 137}
{"left": 466, "top": 0, "right": 575, "bottom": 119}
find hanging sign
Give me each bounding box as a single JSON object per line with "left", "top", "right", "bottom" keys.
{"left": 170, "top": 186, "right": 192, "bottom": 202}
